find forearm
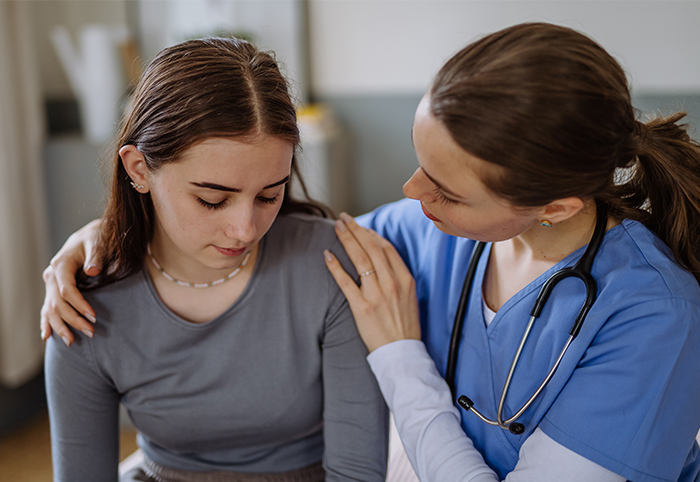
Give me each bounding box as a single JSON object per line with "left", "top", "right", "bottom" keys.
{"left": 368, "top": 340, "right": 498, "bottom": 482}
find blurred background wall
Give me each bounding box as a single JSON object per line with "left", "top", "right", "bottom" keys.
{"left": 1, "top": 0, "right": 699, "bottom": 441}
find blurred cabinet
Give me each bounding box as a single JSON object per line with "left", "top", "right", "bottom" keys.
{"left": 295, "top": 105, "right": 351, "bottom": 214}
{"left": 43, "top": 136, "right": 107, "bottom": 255}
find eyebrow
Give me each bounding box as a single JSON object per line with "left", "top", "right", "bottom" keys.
{"left": 421, "top": 168, "right": 461, "bottom": 198}
{"left": 191, "top": 175, "right": 290, "bottom": 193}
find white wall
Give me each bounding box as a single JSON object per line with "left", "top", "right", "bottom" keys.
{"left": 309, "top": 0, "right": 700, "bottom": 96}
{"left": 136, "top": 0, "right": 308, "bottom": 101}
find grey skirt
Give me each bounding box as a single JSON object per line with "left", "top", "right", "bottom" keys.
{"left": 120, "top": 455, "right": 326, "bottom": 482}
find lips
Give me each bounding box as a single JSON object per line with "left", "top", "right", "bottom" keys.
{"left": 421, "top": 204, "right": 443, "bottom": 223}
{"left": 215, "top": 246, "right": 247, "bottom": 257}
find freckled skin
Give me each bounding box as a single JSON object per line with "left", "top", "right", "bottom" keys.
{"left": 147, "top": 136, "right": 293, "bottom": 283}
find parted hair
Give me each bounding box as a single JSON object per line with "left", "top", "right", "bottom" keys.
{"left": 80, "top": 37, "right": 329, "bottom": 289}
{"left": 430, "top": 22, "right": 700, "bottom": 282}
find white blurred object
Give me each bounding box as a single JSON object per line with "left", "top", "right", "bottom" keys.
{"left": 51, "top": 24, "right": 129, "bottom": 144}
{"left": 119, "top": 448, "right": 145, "bottom": 477}
{"left": 295, "top": 104, "right": 351, "bottom": 214}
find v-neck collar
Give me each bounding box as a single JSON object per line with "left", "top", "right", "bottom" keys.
{"left": 470, "top": 228, "right": 619, "bottom": 336}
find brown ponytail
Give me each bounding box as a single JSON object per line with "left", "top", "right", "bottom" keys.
{"left": 430, "top": 22, "right": 700, "bottom": 282}
{"left": 604, "top": 113, "right": 700, "bottom": 280}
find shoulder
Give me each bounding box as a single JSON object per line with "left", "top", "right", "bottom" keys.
{"left": 600, "top": 220, "right": 700, "bottom": 304}
{"left": 540, "top": 221, "right": 700, "bottom": 481}
{"left": 267, "top": 213, "right": 338, "bottom": 250}
{"left": 80, "top": 270, "right": 148, "bottom": 306}
{"left": 78, "top": 271, "right": 156, "bottom": 343}
{"left": 583, "top": 219, "right": 700, "bottom": 371}
{"left": 264, "top": 212, "right": 357, "bottom": 279}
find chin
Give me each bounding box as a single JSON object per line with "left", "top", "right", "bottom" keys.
{"left": 433, "top": 223, "right": 463, "bottom": 238}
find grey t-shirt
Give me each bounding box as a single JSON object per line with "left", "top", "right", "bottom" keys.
{"left": 45, "top": 213, "right": 388, "bottom": 482}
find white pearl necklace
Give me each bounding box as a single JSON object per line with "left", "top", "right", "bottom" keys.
{"left": 147, "top": 245, "right": 251, "bottom": 288}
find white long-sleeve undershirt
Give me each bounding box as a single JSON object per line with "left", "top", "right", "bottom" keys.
{"left": 368, "top": 340, "right": 625, "bottom": 482}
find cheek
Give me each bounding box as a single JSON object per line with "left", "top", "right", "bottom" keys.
{"left": 152, "top": 190, "right": 206, "bottom": 233}
{"left": 438, "top": 205, "right": 528, "bottom": 242}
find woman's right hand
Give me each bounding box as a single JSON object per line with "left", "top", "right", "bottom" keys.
{"left": 41, "top": 219, "right": 103, "bottom": 346}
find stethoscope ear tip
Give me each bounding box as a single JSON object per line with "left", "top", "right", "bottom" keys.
{"left": 509, "top": 423, "right": 525, "bottom": 435}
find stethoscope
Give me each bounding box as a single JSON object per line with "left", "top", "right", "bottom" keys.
{"left": 445, "top": 203, "right": 608, "bottom": 435}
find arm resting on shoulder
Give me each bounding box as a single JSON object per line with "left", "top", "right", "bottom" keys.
{"left": 41, "top": 218, "right": 102, "bottom": 344}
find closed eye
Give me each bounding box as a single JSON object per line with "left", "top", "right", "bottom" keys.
{"left": 434, "top": 187, "right": 459, "bottom": 205}
{"left": 197, "top": 198, "right": 228, "bottom": 210}
{"left": 257, "top": 194, "right": 280, "bottom": 205}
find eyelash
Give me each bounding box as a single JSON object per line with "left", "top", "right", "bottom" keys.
{"left": 257, "top": 194, "right": 280, "bottom": 205}
{"left": 197, "top": 194, "right": 280, "bottom": 210}
{"left": 434, "top": 188, "right": 458, "bottom": 205}
{"left": 197, "top": 198, "right": 228, "bottom": 210}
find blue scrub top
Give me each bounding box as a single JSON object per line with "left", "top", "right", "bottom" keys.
{"left": 359, "top": 199, "right": 700, "bottom": 482}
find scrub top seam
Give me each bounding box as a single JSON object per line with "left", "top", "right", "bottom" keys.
{"left": 621, "top": 221, "right": 673, "bottom": 296}
{"left": 620, "top": 220, "right": 700, "bottom": 298}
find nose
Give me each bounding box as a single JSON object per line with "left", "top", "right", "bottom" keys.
{"left": 224, "top": 202, "right": 257, "bottom": 244}
{"left": 403, "top": 168, "right": 437, "bottom": 203}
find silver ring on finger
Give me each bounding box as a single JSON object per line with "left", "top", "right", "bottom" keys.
{"left": 360, "top": 269, "right": 376, "bottom": 278}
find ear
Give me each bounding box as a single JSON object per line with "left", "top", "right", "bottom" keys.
{"left": 119, "top": 145, "right": 150, "bottom": 192}
{"left": 540, "top": 197, "right": 585, "bottom": 224}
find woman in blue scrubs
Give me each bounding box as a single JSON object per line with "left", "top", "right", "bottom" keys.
{"left": 42, "top": 23, "right": 700, "bottom": 481}
{"left": 323, "top": 23, "right": 700, "bottom": 481}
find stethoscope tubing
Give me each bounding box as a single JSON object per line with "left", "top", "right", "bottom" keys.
{"left": 449, "top": 203, "right": 609, "bottom": 434}
{"left": 446, "top": 241, "right": 485, "bottom": 399}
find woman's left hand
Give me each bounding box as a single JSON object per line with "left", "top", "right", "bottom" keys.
{"left": 324, "top": 213, "right": 421, "bottom": 353}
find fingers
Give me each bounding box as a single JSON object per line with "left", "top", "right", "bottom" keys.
{"left": 40, "top": 311, "right": 52, "bottom": 340}
{"left": 50, "top": 258, "right": 97, "bottom": 324}
{"left": 82, "top": 219, "right": 103, "bottom": 277}
{"left": 369, "top": 230, "right": 414, "bottom": 284}
{"left": 334, "top": 213, "right": 377, "bottom": 279}
{"left": 336, "top": 213, "right": 395, "bottom": 290}
{"left": 42, "top": 267, "right": 94, "bottom": 346}
{"left": 327, "top": 215, "right": 422, "bottom": 353}
{"left": 323, "top": 249, "right": 364, "bottom": 308}
{"left": 50, "top": 220, "right": 101, "bottom": 322}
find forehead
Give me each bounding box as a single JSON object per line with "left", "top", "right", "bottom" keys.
{"left": 171, "top": 136, "right": 293, "bottom": 181}
{"left": 413, "top": 96, "right": 496, "bottom": 193}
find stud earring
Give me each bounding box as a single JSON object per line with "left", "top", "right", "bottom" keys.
{"left": 540, "top": 220, "right": 552, "bottom": 228}
{"left": 130, "top": 180, "right": 146, "bottom": 190}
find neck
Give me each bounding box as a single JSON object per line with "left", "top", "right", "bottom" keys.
{"left": 509, "top": 203, "right": 600, "bottom": 264}
{"left": 149, "top": 230, "right": 258, "bottom": 285}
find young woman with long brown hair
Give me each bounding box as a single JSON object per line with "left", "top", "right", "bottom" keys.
{"left": 42, "top": 37, "right": 387, "bottom": 482}
{"left": 43, "top": 23, "right": 700, "bottom": 481}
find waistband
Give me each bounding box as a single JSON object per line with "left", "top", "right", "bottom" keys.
{"left": 139, "top": 454, "right": 326, "bottom": 482}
